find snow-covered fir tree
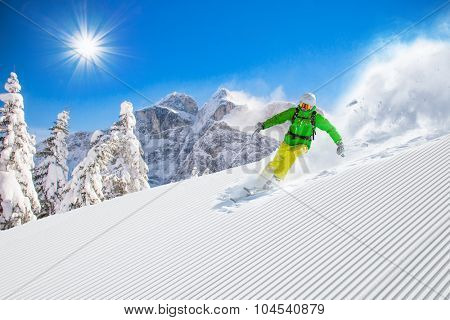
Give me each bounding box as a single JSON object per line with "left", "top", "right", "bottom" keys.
{"left": 0, "top": 72, "right": 39, "bottom": 229}
{"left": 4, "top": 72, "right": 21, "bottom": 93}
{"left": 58, "top": 130, "right": 112, "bottom": 213}
{"left": 59, "top": 101, "right": 149, "bottom": 213}
{"left": 0, "top": 171, "right": 32, "bottom": 229}
{"left": 34, "top": 111, "right": 70, "bottom": 217}
{"left": 103, "top": 101, "right": 150, "bottom": 198}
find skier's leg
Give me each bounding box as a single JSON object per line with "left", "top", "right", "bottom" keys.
{"left": 291, "top": 144, "right": 309, "bottom": 174}
{"left": 251, "top": 142, "right": 287, "bottom": 189}
{"left": 271, "top": 145, "right": 297, "bottom": 180}
{"left": 256, "top": 142, "right": 296, "bottom": 189}
{"left": 261, "top": 142, "right": 290, "bottom": 179}
{"left": 254, "top": 143, "right": 307, "bottom": 190}
{"left": 272, "top": 144, "right": 308, "bottom": 180}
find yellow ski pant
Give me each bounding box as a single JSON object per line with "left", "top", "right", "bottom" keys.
{"left": 264, "top": 142, "right": 308, "bottom": 180}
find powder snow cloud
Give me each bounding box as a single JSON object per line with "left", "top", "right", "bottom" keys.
{"left": 334, "top": 37, "right": 450, "bottom": 143}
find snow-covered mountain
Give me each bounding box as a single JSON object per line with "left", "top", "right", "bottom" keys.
{"left": 65, "top": 131, "right": 92, "bottom": 173}
{"left": 37, "top": 89, "right": 279, "bottom": 186}
{"left": 177, "top": 121, "right": 278, "bottom": 179}
{"left": 1, "top": 132, "right": 448, "bottom": 299}
{"left": 133, "top": 93, "right": 198, "bottom": 185}
{"left": 193, "top": 88, "right": 241, "bottom": 132}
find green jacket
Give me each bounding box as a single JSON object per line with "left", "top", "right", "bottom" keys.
{"left": 262, "top": 105, "right": 342, "bottom": 148}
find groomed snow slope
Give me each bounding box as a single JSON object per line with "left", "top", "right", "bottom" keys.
{"left": 0, "top": 134, "right": 448, "bottom": 300}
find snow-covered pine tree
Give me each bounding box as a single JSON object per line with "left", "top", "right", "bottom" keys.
{"left": 4, "top": 72, "right": 21, "bottom": 93}
{"left": 58, "top": 130, "right": 112, "bottom": 213}
{"left": 0, "top": 72, "right": 39, "bottom": 229}
{"left": 0, "top": 171, "right": 32, "bottom": 229}
{"left": 103, "top": 101, "right": 150, "bottom": 198}
{"left": 59, "top": 101, "right": 149, "bottom": 213}
{"left": 34, "top": 111, "right": 70, "bottom": 217}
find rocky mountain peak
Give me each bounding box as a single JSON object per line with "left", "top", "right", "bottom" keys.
{"left": 212, "top": 87, "right": 231, "bottom": 101}
{"left": 157, "top": 92, "right": 198, "bottom": 115}
{"left": 193, "top": 87, "right": 238, "bottom": 132}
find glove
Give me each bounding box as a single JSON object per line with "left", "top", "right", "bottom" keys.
{"left": 336, "top": 141, "right": 345, "bottom": 157}
{"left": 255, "top": 122, "right": 264, "bottom": 134}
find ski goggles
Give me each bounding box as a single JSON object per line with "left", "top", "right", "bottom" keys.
{"left": 299, "top": 102, "right": 312, "bottom": 110}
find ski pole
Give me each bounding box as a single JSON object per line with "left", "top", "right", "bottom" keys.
{"left": 251, "top": 128, "right": 259, "bottom": 139}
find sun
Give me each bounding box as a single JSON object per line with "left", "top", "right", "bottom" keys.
{"left": 72, "top": 34, "right": 101, "bottom": 60}
{"left": 58, "top": 10, "right": 121, "bottom": 76}
{"left": 70, "top": 32, "right": 104, "bottom": 63}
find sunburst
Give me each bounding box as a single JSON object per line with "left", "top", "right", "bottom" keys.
{"left": 57, "top": 9, "right": 122, "bottom": 78}
{"left": 72, "top": 33, "right": 102, "bottom": 60}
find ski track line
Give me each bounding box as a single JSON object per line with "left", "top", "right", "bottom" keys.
{"left": 221, "top": 139, "right": 446, "bottom": 298}
{"left": 215, "top": 139, "right": 444, "bottom": 299}
{"left": 0, "top": 185, "right": 168, "bottom": 288}
{"left": 63, "top": 176, "right": 245, "bottom": 299}
{"left": 0, "top": 134, "right": 448, "bottom": 299}
{"left": 153, "top": 147, "right": 388, "bottom": 298}
{"left": 323, "top": 150, "right": 448, "bottom": 299}
{"left": 177, "top": 138, "right": 446, "bottom": 300}
{"left": 423, "top": 265, "right": 449, "bottom": 300}
{"left": 247, "top": 161, "right": 444, "bottom": 299}
{"left": 198, "top": 146, "right": 440, "bottom": 299}
{"left": 91, "top": 146, "right": 384, "bottom": 300}
{"left": 0, "top": 194, "right": 157, "bottom": 296}
{"left": 355, "top": 203, "right": 447, "bottom": 300}
{"left": 30, "top": 170, "right": 248, "bottom": 299}
{"left": 290, "top": 173, "right": 445, "bottom": 300}
{"left": 345, "top": 200, "right": 447, "bottom": 299}
{"left": 376, "top": 210, "right": 449, "bottom": 299}
{"left": 11, "top": 156, "right": 380, "bottom": 298}
{"left": 1, "top": 182, "right": 186, "bottom": 299}
{"left": 403, "top": 240, "right": 448, "bottom": 299}
{"left": 9, "top": 173, "right": 236, "bottom": 299}
{"left": 421, "top": 243, "right": 449, "bottom": 300}
{"left": 152, "top": 140, "right": 420, "bottom": 299}
{"left": 25, "top": 138, "right": 450, "bottom": 300}
{"left": 0, "top": 186, "right": 171, "bottom": 276}
{"left": 324, "top": 173, "right": 448, "bottom": 299}
{"left": 63, "top": 172, "right": 259, "bottom": 299}
{"left": 16, "top": 136, "right": 446, "bottom": 298}
{"left": 71, "top": 172, "right": 271, "bottom": 299}
{"left": 21, "top": 137, "right": 450, "bottom": 298}
{"left": 296, "top": 139, "right": 449, "bottom": 299}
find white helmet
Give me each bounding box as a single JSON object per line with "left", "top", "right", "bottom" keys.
{"left": 299, "top": 92, "right": 316, "bottom": 106}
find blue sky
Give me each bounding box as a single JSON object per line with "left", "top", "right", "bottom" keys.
{"left": 0, "top": 0, "right": 448, "bottom": 137}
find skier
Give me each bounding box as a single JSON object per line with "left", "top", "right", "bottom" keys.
{"left": 254, "top": 92, "right": 344, "bottom": 189}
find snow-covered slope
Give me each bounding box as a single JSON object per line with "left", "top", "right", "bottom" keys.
{"left": 0, "top": 133, "right": 447, "bottom": 299}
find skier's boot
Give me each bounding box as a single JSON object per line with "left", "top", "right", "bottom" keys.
{"left": 262, "top": 174, "right": 281, "bottom": 190}
{"left": 254, "top": 166, "right": 276, "bottom": 190}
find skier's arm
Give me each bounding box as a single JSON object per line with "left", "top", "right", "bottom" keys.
{"left": 262, "top": 107, "right": 295, "bottom": 129}
{"left": 315, "top": 113, "right": 342, "bottom": 144}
